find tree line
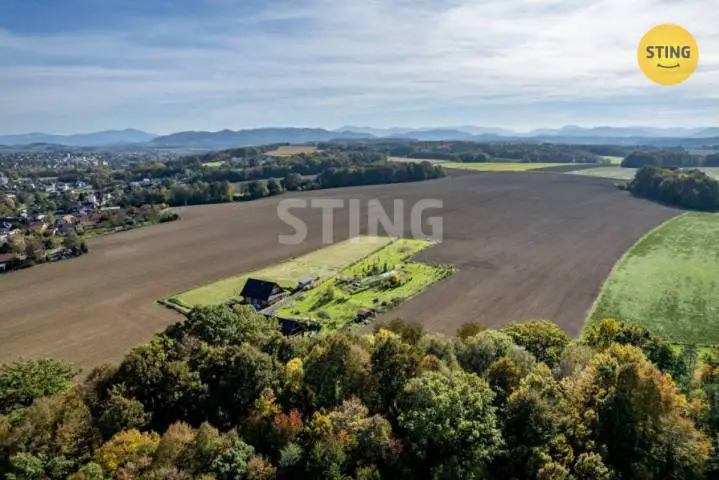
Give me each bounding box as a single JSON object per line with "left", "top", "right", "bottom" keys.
{"left": 705, "top": 152, "right": 719, "bottom": 167}
{"left": 381, "top": 142, "right": 603, "bottom": 164}
{"left": 197, "top": 152, "right": 386, "bottom": 184}
{"left": 621, "top": 149, "right": 703, "bottom": 168}
{"left": 628, "top": 166, "right": 719, "bottom": 211}
{"left": 117, "top": 181, "right": 235, "bottom": 208}
{"left": 1, "top": 306, "right": 717, "bottom": 479}
{"left": 122, "top": 162, "right": 445, "bottom": 206}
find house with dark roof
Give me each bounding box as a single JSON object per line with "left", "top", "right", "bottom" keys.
{"left": 240, "top": 278, "right": 285, "bottom": 308}
{"left": 0, "top": 253, "right": 17, "bottom": 272}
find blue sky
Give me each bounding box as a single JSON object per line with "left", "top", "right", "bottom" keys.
{"left": 1, "top": 0, "right": 717, "bottom": 134}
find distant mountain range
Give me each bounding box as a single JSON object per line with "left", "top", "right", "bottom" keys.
{"left": 1, "top": 125, "right": 718, "bottom": 149}
{"left": 0, "top": 129, "right": 156, "bottom": 147}
{"left": 151, "top": 128, "right": 370, "bottom": 148}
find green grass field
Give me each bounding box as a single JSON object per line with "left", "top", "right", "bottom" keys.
{"left": 388, "top": 156, "right": 448, "bottom": 164}
{"left": 601, "top": 156, "right": 624, "bottom": 165}
{"left": 587, "top": 213, "right": 719, "bottom": 345}
{"left": 570, "top": 166, "right": 719, "bottom": 181}
{"left": 163, "top": 236, "right": 393, "bottom": 311}
{"left": 202, "top": 161, "right": 226, "bottom": 168}
{"left": 441, "top": 162, "right": 570, "bottom": 172}
{"left": 274, "top": 239, "right": 452, "bottom": 329}
{"left": 569, "top": 166, "right": 636, "bottom": 180}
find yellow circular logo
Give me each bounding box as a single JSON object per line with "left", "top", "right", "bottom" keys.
{"left": 638, "top": 24, "right": 699, "bottom": 85}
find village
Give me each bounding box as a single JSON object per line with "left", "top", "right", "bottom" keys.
{"left": 0, "top": 176, "right": 175, "bottom": 273}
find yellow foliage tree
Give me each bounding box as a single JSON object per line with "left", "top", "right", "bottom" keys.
{"left": 94, "top": 428, "right": 160, "bottom": 474}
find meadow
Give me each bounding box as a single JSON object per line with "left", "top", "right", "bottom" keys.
{"left": 570, "top": 166, "right": 719, "bottom": 180}
{"left": 588, "top": 213, "right": 719, "bottom": 345}
{"left": 264, "top": 146, "right": 319, "bottom": 157}
{"left": 202, "top": 161, "right": 226, "bottom": 168}
{"left": 441, "top": 162, "right": 571, "bottom": 172}
{"left": 274, "top": 238, "right": 452, "bottom": 329}
{"left": 601, "top": 155, "right": 624, "bottom": 165}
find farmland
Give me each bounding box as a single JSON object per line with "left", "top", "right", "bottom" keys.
{"left": 274, "top": 238, "right": 452, "bottom": 329}
{"left": 264, "top": 145, "right": 319, "bottom": 157}
{"left": 601, "top": 155, "right": 624, "bottom": 165}
{"left": 202, "top": 161, "right": 226, "bottom": 168}
{"left": 587, "top": 213, "right": 719, "bottom": 345}
{"left": 0, "top": 171, "right": 679, "bottom": 369}
{"left": 163, "top": 236, "right": 393, "bottom": 312}
{"left": 441, "top": 162, "right": 573, "bottom": 172}
{"left": 388, "top": 156, "right": 448, "bottom": 164}
{"left": 569, "top": 166, "right": 719, "bottom": 180}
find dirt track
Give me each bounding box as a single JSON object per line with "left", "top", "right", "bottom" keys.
{"left": 0, "top": 172, "right": 679, "bottom": 369}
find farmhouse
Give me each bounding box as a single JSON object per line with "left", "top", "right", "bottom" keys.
{"left": 240, "top": 278, "right": 285, "bottom": 309}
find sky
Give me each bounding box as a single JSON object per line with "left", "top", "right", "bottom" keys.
{"left": 0, "top": 0, "right": 717, "bottom": 134}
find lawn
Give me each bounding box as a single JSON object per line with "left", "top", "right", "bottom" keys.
{"left": 202, "top": 161, "right": 226, "bottom": 168}
{"left": 441, "top": 162, "right": 571, "bottom": 172}
{"left": 274, "top": 238, "right": 453, "bottom": 329}
{"left": 570, "top": 166, "right": 719, "bottom": 180}
{"left": 163, "top": 236, "right": 393, "bottom": 311}
{"left": 587, "top": 213, "right": 719, "bottom": 345}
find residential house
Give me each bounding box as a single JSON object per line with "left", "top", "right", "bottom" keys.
{"left": 78, "top": 215, "right": 99, "bottom": 229}
{"left": 25, "top": 221, "right": 48, "bottom": 234}
{"left": 0, "top": 253, "right": 16, "bottom": 272}
{"left": 240, "top": 278, "right": 286, "bottom": 309}
{"left": 83, "top": 193, "right": 99, "bottom": 208}
{"left": 59, "top": 214, "right": 76, "bottom": 226}
{"left": 58, "top": 214, "right": 77, "bottom": 234}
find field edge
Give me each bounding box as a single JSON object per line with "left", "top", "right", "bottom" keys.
{"left": 582, "top": 212, "right": 688, "bottom": 336}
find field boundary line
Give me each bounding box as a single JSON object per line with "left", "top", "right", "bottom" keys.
{"left": 581, "top": 211, "right": 690, "bottom": 335}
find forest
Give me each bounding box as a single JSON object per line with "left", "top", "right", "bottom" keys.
{"left": 120, "top": 162, "right": 445, "bottom": 207}
{"left": 361, "top": 141, "right": 603, "bottom": 164}
{"left": 621, "top": 149, "right": 702, "bottom": 168}
{"left": 1, "top": 305, "right": 717, "bottom": 480}
{"left": 628, "top": 166, "right": 719, "bottom": 211}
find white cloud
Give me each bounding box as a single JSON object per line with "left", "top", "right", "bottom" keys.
{"left": 0, "top": 0, "right": 717, "bottom": 133}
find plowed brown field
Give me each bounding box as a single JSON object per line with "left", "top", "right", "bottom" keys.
{"left": 0, "top": 171, "right": 679, "bottom": 369}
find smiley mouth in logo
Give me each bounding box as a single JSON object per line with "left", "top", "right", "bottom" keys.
{"left": 657, "top": 62, "right": 681, "bottom": 69}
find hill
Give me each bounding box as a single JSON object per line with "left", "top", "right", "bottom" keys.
{"left": 151, "top": 128, "right": 374, "bottom": 148}
{"left": 0, "top": 129, "right": 156, "bottom": 146}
